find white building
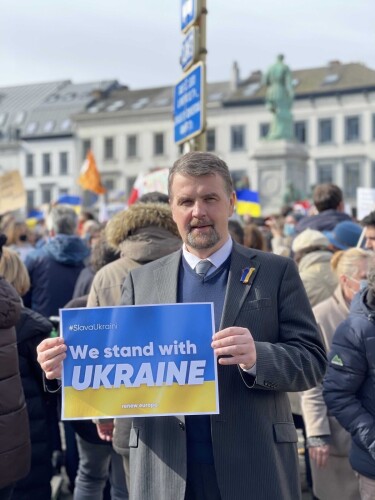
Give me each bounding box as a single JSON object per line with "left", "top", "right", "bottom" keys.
{"left": 0, "top": 80, "right": 118, "bottom": 211}
{"left": 73, "top": 60, "right": 375, "bottom": 214}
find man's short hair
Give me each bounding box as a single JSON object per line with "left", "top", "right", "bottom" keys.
{"left": 138, "top": 191, "right": 169, "bottom": 204}
{"left": 46, "top": 205, "right": 78, "bottom": 235}
{"left": 313, "top": 184, "right": 343, "bottom": 212}
{"left": 168, "top": 152, "right": 234, "bottom": 197}
{"left": 361, "top": 211, "right": 375, "bottom": 228}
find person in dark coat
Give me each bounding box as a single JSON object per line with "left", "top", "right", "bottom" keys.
{"left": 295, "top": 183, "right": 351, "bottom": 234}
{"left": 0, "top": 247, "right": 53, "bottom": 500}
{"left": 23, "top": 204, "right": 89, "bottom": 317}
{"left": 323, "top": 263, "right": 375, "bottom": 499}
{"left": 0, "top": 236, "right": 30, "bottom": 500}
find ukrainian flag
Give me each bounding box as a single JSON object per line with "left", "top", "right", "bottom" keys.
{"left": 56, "top": 194, "right": 82, "bottom": 214}
{"left": 235, "top": 189, "right": 261, "bottom": 217}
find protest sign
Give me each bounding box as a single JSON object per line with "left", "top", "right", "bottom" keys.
{"left": 357, "top": 187, "right": 375, "bottom": 221}
{"left": 61, "top": 303, "right": 218, "bottom": 419}
{"left": 0, "top": 170, "right": 26, "bottom": 215}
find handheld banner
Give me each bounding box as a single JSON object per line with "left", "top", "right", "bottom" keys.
{"left": 61, "top": 303, "right": 218, "bottom": 419}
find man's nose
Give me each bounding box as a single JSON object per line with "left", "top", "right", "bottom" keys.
{"left": 192, "top": 201, "right": 206, "bottom": 218}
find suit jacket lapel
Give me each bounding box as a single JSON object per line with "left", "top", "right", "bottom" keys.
{"left": 220, "top": 244, "right": 260, "bottom": 329}
{"left": 153, "top": 250, "right": 181, "bottom": 304}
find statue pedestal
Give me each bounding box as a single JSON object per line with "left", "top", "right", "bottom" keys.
{"left": 252, "top": 140, "right": 309, "bottom": 215}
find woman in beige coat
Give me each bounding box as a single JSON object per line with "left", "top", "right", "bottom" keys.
{"left": 301, "top": 248, "right": 372, "bottom": 500}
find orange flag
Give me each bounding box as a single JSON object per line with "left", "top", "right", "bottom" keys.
{"left": 78, "top": 150, "right": 106, "bottom": 194}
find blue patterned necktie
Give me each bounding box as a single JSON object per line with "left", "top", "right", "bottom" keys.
{"left": 195, "top": 259, "right": 213, "bottom": 277}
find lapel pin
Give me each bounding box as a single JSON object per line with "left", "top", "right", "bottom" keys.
{"left": 241, "top": 267, "right": 256, "bottom": 284}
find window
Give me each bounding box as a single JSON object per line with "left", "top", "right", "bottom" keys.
{"left": 317, "top": 164, "right": 334, "bottom": 184}
{"left": 104, "top": 179, "right": 115, "bottom": 191}
{"left": 259, "top": 123, "right": 269, "bottom": 139}
{"left": 207, "top": 129, "right": 216, "bottom": 152}
{"left": 127, "top": 135, "right": 137, "bottom": 158}
{"left": 26, "top": 154, "right": 34, "bottom": 177}
{"left": 345, "top": 116, "right": 360, "bottom": 142}
{"left": 59, "top": 188, "right": 69, "bottom": 197}
{"left": 372, "top": 114, "right": 375, "bottom": 141}
{"left": 231, "top": 125, "right": 245, "bottom": 151}
{"left": 82, "top": 139, "right": 91, "bottom": 160}
{"left": 294, "top": 121, "right": 307, "bottom": 144}
{"left": 104, "top": 137, "right": 114, "bottom": 160}
{"left": 344, "top": 162, "right": 361, "bottom": 198}
{"left": 154, "top": 133, "right": 164, "bottom": 155}
{"left": 41, "top": 185, "right": 53, "bottom": 204}
{"left": 59, "top": 152, "right": 68, "bottom": 175}
{"left": 44, "top": 121, "right": 55, "bottom": 133}
{"left": 42, "top": 153, "right": 51, "bottom": 175}
{"left": 26, "top": 190, "right": 35, "bottom": 211}
{"left": 318, "top": 119, "right": 333, "bottom": 144}
{"left": 231, "top": 169, "right": 249, "bottom": 190}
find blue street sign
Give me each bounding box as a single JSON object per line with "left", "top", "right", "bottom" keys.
{"left": 174, "top": 62, "right": 205, "bottom": 144}
{"left": 181, "top": 0, "right": 200, "bottom": 33}
{"left": 180, "top": 27, "right": 199, "bottom": 71}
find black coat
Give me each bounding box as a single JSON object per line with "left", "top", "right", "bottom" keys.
{"left": 12, "top": 308, "right": 53, "bottom": 500}
{"left": 0, "top": 278, "right": 30, "bottom": 489}
{"left": 295, "top": 209, "right": 351, "bottom": 234}
{"left": 323, "top": 289, "right": 375, "bottom": 480}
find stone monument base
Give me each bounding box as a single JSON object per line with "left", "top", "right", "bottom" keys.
{"left": 252, "top": 140, "right": 309, "bottom": 215}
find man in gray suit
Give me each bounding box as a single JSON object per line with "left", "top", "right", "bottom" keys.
{"left": 38, "top": 152, "right": 326, "bottom": 499}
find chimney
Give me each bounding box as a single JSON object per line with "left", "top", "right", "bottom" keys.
{"left": 230, "top": 61, "right": 240, "bottom": 91}
{"left": 328, "top": 60, "right": 341, "bottom": 69}
{"left": 249, "top": 70, "right": 262, "bottom": 81}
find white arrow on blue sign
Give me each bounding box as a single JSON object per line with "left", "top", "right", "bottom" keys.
{"left": 174, "top": 62, "right": 205, "bottom": 144}
{"left": 181, "top": 0, "right": 201, "bottom": 33}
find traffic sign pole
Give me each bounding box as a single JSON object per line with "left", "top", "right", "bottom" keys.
{"left": 193, "top": 0, "right": 207, "bottom": 152}
{"left": 176, "top": 0, "right": 207, "bottom": 153}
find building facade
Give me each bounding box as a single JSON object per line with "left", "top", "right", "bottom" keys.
{"left": 1, "top": 60, "right": 374, "bottom": 215}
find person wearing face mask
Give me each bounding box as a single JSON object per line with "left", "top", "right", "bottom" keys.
{"left": 301, "top": 248, "right": 372, "bottom": 500}
{"left": 266, "top": 212, "right": 301, "bottom": 257}
{"left": 0, "top": 217, "right": 34, "bottom": 262}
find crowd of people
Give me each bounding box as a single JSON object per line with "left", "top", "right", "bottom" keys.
{"left": 1, "top": 151, "right": 375, "bottom": 499}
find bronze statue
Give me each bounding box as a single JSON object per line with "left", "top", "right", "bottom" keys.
{"left": 264, "top": 55, "right": 294, "bottom": 140}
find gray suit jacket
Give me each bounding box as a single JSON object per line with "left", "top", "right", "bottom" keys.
{"left": 119, "top": 243, "right": 326, "bottom": 500}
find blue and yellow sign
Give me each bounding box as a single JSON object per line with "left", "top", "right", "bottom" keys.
{"left": 61, "top": 303, "right": 218, "bottom": 419}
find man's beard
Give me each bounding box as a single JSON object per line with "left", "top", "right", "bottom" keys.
{"left": 186, "top": 223, "right": 220, "bottom": 250}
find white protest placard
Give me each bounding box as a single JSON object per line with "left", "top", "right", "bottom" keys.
{"left": 357, "top": 188, "right": 375, "bottom": 221}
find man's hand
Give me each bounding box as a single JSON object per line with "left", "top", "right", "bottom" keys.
{"left": 96, "top": 422, "right": 114, "bottom": 442}
{"left": 37, "top": 337, "right": 67, "bottom": 379}
{"left": 211, "top": 327, "right": 256, "bottom": 370}
{"left": 309, "top": 445, "right": 330, "bottom": 468}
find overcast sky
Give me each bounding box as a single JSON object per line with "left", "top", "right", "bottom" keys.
{"left": 1, "top": 0, "right": 374, "bottom": 89}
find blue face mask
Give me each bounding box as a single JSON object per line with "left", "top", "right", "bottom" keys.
{"left": 283, "top": 223, "right": 296, "bottom": 237}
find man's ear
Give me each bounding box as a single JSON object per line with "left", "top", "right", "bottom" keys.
{"left": 229, "top": 191, "right": 236, "bottom": 216}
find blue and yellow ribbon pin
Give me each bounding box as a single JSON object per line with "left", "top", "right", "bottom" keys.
{"left": 240, "top": 267, "right": 256, "bottom": 284}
